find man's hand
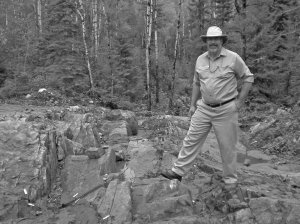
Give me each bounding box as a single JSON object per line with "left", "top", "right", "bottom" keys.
{"left": 236, "top": 82, "right": 252, "bottom": 110}
{"left": 189, "top": 105, "right": 196, "bottom": 118}
{"left": 235, "top": 99, "right": 243, "bottom": 110}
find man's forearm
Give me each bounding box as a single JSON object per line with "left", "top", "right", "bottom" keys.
{"left": 238, "top": 82, "right": 252, "bottom": 103}
{"left": 190, "top": 85, "right": 201, "bottom": 107}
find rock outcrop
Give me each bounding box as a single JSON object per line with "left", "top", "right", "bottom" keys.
{"left": 1, "top": 105, "right": 300, "bottom": 224}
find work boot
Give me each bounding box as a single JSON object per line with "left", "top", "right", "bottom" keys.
{"left": 161, "top": 170, "right": 182, "bottom": 182}
{"left": 222, "top": 177, "right": 237, "bottom": 184}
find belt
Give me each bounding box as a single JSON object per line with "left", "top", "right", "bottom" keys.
{"left": 205, "top": 98, "right": 235, "bottom": 108}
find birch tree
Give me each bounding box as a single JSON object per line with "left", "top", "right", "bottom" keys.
{"left": 169, "top": 0, "right": 182, "bottom": 109}
{"left": 146, "top": 0, "right": 153, "bottom": 110}
{"left": 75, "top": 0, "right": 94, "bottom": 97}
{"left": 153, "top": 0, "right": 159, "bottom": 104}
{"left": 92, "top": 0, "right": 99, "bottom": 59}
{"left": 102, "top": 0, "right": 115, "bottom": 97}
{"left": 36, "top": 0, "right": 42, "bottom": 35}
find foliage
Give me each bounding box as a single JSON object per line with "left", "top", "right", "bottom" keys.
{"left": 228, "top": 0, "right": 300, "bottom": 104}
{"left": 0, "top": 65, "right": 7, "bottom": 88}
{"left": 30, "top": 0, "right": 88, "bottom": 93}
{"left": 0, "top": 0, "right": 299, "bottom": 111}
{"left": 241, "top": 105, "right": 300, "bottom": 157}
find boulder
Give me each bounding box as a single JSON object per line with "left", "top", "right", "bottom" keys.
{"left": 125, "top": 139, "right": 159, "bottom": 179}
{"left": 132, "top": 179, "right": 194, "bottom": 222}
{"left": 61, "top": 148, "right": 117, "bottom": 198}
{"left": 56, "top": 200, "right": 99, "bottom": 224}
{"left": 0, "top": 121, "right": 58, "bottom": 203}
{"left": 86, "top": 147, "right": 105, "bottom": 159}
{"left": 249, "top": 197, "right": 300, "bottom": 224}
{"left": 105, "top": 109, "right": 138, "bottom": 136}
{"left": 58, "top": 136, "right": 86, "bottom": 157}
{"left": 107, "top": 120, "right": 129, "bottom": 145}
{"left": 227, "top": 208, "right": 254, "bottom": 224}
{"left": 71, "top": 123, "right": 102, "bottom": 148}
{"left": 59, "top": 113, "right": 102, "bottom": 149}
{"left": 97, "top": 179, "right": 132, "bottom": 224}
{"left": 149, "top": 216, "right": 222, "bottom": 224}
{"left": 110, "top": 143, "right": 128, "bottom": 161}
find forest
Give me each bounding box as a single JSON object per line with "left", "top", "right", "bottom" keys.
{"left": 0, "top": 0, "right": 299, "bottom": 113}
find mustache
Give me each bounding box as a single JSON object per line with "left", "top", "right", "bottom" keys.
{"left": 209, "top": 44, "right": 218, "bottom": 47}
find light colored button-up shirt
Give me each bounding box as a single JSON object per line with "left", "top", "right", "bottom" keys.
{"left": 193, "top": 47, "right": 254, "bottom": 104}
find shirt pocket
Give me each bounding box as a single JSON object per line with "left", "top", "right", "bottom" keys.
{"left": 216, "top": 65, "right": 234, "bottom": 79}
{"left": 196, "top": 66, "right": 210, "bottom": 80}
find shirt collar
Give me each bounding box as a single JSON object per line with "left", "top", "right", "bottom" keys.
{"left": 206, "top": 47, "right": 227, "bottom": 59}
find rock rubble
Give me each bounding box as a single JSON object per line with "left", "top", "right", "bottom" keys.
{"left": 0, "top": 106, "right": 300, "bottom": 223}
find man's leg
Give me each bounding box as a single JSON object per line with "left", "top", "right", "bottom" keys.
{"left": 171, "top": 101, "right": 212, "bottom": 177}
{"left": 212, "top": 101, "right": 238, "bottom": 183}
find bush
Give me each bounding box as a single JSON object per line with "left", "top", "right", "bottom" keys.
{"left": 118, "top": 100, "right": 137, "bottom": 111}
{"left": 0, "top": 79, "right": 17, "bottom": 98}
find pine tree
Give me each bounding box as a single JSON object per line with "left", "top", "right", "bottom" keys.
{"left": 214, "top": 0, "right": 234, "bottom": 27}
{"left": 95, "top": 0, "right": 145, "bottom": 103}
{"left": 186, "top": 0, "right": 209, "bottom": 61}
{"left": 260, "top": 0, "right": 298, "bottom": 100}
{"left": 32, "top": 0, "right": 87, "bottom": 93}
{"left": 242, "top": 0, "right": 300, "bottom": 103}
{"left": 114, "top": 36, "right": 143, "bottom": 102}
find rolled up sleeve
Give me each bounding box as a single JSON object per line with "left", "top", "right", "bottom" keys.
{"left": 193, "top": 70, "right": 200, "bottom": 86}
{"left": 234, "top": 54, "right": 254, "bottom": 83}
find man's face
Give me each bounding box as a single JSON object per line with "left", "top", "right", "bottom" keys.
{"left": 206, "top": 37, "right": 223, "bottom": 56}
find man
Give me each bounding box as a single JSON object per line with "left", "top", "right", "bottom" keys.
{"left": 161, "top": 26, "right": 254, "bottom": 184}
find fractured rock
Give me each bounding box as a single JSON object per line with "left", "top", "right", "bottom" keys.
{"left": 148, "top": 216, "right": 221, "bottom": 224}
{"left": 105, "top": 109, "right": 138, "bottom": 136}
{"left": 59, "top": 113, "right": 102, "bottom": 149}
{"left": 226, "top": 208, "right": 254, "bottom": 224}
{"left": 86, "top": 147, "right": 105, "bottom": 159}
{"left": 0, "top": 121, "right": 59, "bottom": 203}
{"left": 71, "top": 123, "right": 102, "bottom": 149}
{"left": 107, "top": 120, "right": 130, "bottom": 145}
{"left": 61, "top": 148, "right": 117, "bottom": 198}
{"left": 97, "top": 179, "right": 132, "bottom": 224}
{"left": 125, "top": 139, "right": 159, "bottom": 179}
{"left": 58, "top": 136, "right": 86, "bottom": 157}
{"left": 132, "top": 178, "right": 194, "bottom": 222}
{"left": 56, "top": 200, "right": 99, "bottom": 224}
{"left": 249, "top": 197, "right": 300, "bottom": 224}
{"left": 110, "top": 143, "right": 128, "bottom": 161}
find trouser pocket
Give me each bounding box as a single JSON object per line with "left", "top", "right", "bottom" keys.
{"left": 234, "top": 100, "right": 239, "bottom": 111}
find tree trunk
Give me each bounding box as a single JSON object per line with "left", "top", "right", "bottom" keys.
{"left": 76, "top": 0, "right": 94, "bottom": 97}
{"left": 169, "top": 0, "right": 182, "bottom": 110}
{"left": 35, "top": 0, "right": 42, "bottom": 35}
{"left": 109, "top": 32, "right": 114, "bottom": 98}
{"left": 182, "top": 13, "right": 185, "bottom": 59}
{"left": 241, "top": 33, "right": 247, "bottom": 61}
{"left": 235, "top": 0, "right": 247, "bottom": 61}
{"left": 97, "top": 1, "right": 102, "bottom": 57}
{"left": 241, "top": 0, "right": 247, "bottom": 61}
{"left": 146, "top": 0, "right": 153, "bottom": 111}
{"left": 92, "top": 0, "right": 99, "bottom": 59}
{"left": 102, "top": 1, "right": 114, "bottom": 97}
{"left": 23, "top": 38, "right": 30, "bottom": 73}
{"left": 154, "top": 0, "right": 159, "bottom": 104}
